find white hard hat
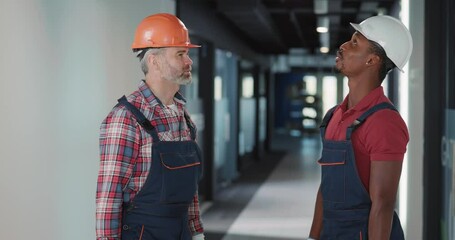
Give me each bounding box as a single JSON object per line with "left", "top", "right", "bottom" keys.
{"left": 350, "top": 15, "right": 413, "bottom": 72}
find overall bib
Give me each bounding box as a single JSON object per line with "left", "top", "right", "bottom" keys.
{"left": 117, "top": 96, "right": 203, "bottom": 240}
{"left": 318, "top": 102, "right": 405, "bottom": 240}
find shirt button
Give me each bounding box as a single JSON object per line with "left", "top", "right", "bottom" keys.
{"left": 122, "top": 225, "right": 129, "bottom": 230}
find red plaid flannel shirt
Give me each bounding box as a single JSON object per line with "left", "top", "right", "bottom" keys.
{"left": 96, "top": 81, "right": 204, "bottom": 239}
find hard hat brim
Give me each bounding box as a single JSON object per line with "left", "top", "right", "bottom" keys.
{"left": 350, "top": 23, "right": 369, "bottom": 40}
{"left": 187, "top": 44, "right": 201, "bottom": 48}
{"left": 166, "top": 43, "right": 201, "bottom": 48}
{"left": 132, "top": 44, "right": 201, "bottom": 49}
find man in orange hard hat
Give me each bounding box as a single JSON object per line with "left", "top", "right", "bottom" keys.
{"left": 308, "top": 15, "right": 413, "bottom": 240}
{"left": 96, "top": 13, "right": 205, "bottom": 240}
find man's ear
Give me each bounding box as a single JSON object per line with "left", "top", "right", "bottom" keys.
{"left": 148, "top": 53, "right": 163, "bottom": 72}
{"left": 148, "top": 53, "right": 157, "bottom": 66}
{"left": 366, "top": 54, "right": 381, "bottom": 67}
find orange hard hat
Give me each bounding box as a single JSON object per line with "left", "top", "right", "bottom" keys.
{"left": 131, "top": 13, "right": 200, "bottom": 49}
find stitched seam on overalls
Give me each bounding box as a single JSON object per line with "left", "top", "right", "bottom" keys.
{"left": 139, "top": 225, "right": 145, "bottom": 240}
{"left": 161, "top": 157, "right": 201, "bottom": 170}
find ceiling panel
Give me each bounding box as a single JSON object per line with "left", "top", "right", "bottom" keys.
{"left": 213, "top": 0, "right": 398, "bottom": 55}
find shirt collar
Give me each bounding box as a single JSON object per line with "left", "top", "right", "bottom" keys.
{"left": 339, "top": 86, "right": 384, "bottom": 113}
{"left": 138, "top": 80, "right": 187, "bottom": 108}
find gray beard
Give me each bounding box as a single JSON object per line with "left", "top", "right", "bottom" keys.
{"left": 176, "top": 76, "right": 192, "bottom": 85}
{"left": 165, "top": 75, "right": 192, "bottom": 85}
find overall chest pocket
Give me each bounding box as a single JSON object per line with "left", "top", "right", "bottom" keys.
{"left": 318, "top": 149, "right": 347, "bottom": 203}
{"left": 159, "top": 151, "right": 201, "bottom": 204}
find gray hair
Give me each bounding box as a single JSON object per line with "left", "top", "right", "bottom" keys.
{"left": 137, "top": 48, "right": 164, "bottom": 75}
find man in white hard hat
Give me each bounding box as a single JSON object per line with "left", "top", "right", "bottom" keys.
{"left": 308, "top": 15, "right": 413, "bottom": 240}
{"left": 96, "top": 13, "right": 205, "bottom": 240}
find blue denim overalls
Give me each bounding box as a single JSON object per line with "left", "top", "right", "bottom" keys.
{"left": 117, "top": 96, "right": 203, "bottom": 240}
{"left": 318, "top": 102, "right": 405, "bottom": 240}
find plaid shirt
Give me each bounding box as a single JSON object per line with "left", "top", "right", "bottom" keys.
{"left": 96, "top": 81, "right": 204, "bottom": 239}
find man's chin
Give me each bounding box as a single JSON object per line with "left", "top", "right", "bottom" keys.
{"left": 333, "top": 64, "right": 342, "bottom": 74}
{"left": 176, "top": 77, "right": 192, "bottom": 85}
{"left": 181, "top": 80, "right": 192, "bottom": 85}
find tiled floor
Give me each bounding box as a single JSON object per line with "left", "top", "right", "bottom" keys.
{"left": 202, "top": 133, "right": 322, "bottom": 240}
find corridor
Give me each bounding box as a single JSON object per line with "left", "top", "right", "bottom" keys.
{"left": 202, "top": 133, "right": 322, "bottom": 239}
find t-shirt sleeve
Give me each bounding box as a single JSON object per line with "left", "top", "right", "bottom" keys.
{"left": 363, "top": 109, "right": 409, "bottom": 161}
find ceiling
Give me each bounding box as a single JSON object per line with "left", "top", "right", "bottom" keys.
{"left": 210, "top": 0, "right": 398, "bottom": 55}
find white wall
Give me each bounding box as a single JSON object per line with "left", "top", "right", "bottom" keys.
{"left": 0, "top": 1, "right": 175, "bottom": 239}
{"left": 401, "top": 0, "right": 425, "bottom": 239}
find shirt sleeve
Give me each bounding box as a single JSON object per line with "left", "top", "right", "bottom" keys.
{"left": 96, "top": 107, "right": 140, "bottom": 239}
{"left": 363, "top": 109, "right": 409, "bottom": 161}
{"left": 188, "top": 191, "right": 205, "bottom": 234}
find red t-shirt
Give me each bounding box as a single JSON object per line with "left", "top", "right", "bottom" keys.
{"left": 324, "top": 86, "right": 409, "bottom": 192}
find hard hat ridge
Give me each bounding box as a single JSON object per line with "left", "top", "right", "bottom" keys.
{"left": 132, "top": 13, "right": 200, "bottom": 50}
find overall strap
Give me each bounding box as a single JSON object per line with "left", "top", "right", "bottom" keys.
{"left": 319, "top": 105, "right": 339, "bottom": 139}
{"left": 345, "top": 102, "right": 397, "bottom": 140}
{"left": 182, "top": 109, "right": 197, "bottom": 141}
{"left": 117, "top": 95, "right": 160, "bottom": 141}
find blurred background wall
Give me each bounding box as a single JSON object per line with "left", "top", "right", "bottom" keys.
{"left": 0, "top": 1, "right": 175, "bottom": 239}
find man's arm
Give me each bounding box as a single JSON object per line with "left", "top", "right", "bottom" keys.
{"left": 309, "top": 186, "right": 323, "bottom": 239}
{"left": 368, "top": 160, "right": 402, "bottom": 240}
{"left": 188, "top": 191, "right": 205, "bottom": 237}
{"left": 96, "top": 109, "right": 139, "bottom": 239}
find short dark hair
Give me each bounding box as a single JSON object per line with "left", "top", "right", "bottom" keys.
{"left": 369, "top": 40, "right": 396, "bottom": 82}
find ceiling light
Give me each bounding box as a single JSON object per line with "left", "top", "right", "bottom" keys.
{"left": 317, "top": 16, "right": 329, "bottom": 33}
{"left": 320, "top": 47, "right": 329, "bottom": 53}
{"left": 317, "top": 27, "right": 328, "bottom": 33}
{"left": 319, "top": 32, "right": 330, "bottom": 53}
